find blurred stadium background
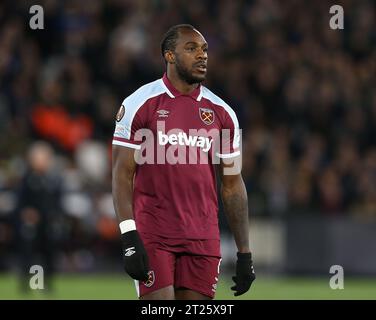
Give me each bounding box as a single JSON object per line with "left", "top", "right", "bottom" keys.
{"left": 0, "top": 0, "right": 376, "bottom": 299}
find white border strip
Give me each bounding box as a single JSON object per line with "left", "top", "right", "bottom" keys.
{"left": 112, "top": 140, "right": 141, "bottom": 150}
{"left": 160, "top": 79, "right": 175, "bottom": 98}
{"left": 216, "top": 151, "right": 241, "bottom": 158}
{"left": 197, "top": 86, "right": 203, "bottom": 101}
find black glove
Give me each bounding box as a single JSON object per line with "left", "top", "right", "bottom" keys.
{"left": 121, "top": 230, "right": 149, "bottom": 281}
{"left": 231, "top": 252, "right": 256, "bottom": 296}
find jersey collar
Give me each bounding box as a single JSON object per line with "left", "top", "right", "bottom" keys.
{"left": 162, "top": 73, "right": 203, "bottom": 101}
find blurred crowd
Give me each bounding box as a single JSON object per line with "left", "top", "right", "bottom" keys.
{"left": 0, "top": 0, "right": 375, "bottom": 272}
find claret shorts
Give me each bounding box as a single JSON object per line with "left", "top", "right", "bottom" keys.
{"left": 135, "top": 232, "right": 222, "bottom": 299}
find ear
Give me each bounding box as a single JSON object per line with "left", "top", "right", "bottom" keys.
{"left": 165, "top": 51, "right": 175, "bottom": 64}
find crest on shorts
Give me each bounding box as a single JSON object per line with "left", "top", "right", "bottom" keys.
{"left": 199, "top": 108, "right": 214, "bottom": 125}
{"left": 116, "top": 105, "right": 125, "bottom": 122}
{"left": 143, "top": 270, "right": 155, "bottom": 288}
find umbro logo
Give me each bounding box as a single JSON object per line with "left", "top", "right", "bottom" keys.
{"left": 124, "top": 247, "right": 136, "bottom": 257}
{"left": 157, "top": 109, "right": 169, "bottom": 117}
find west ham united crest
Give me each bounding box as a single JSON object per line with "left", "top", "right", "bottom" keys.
{"left": 143, "top": 270, "right": 155, "bottom": 288}
{"left": 116, "top": 105, "right": 125, "bottom": 122}
{"left": 199, "top": 108, "right": 214, "bottom": 125}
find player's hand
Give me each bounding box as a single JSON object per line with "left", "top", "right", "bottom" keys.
{"left": 121, "top": 230, "right": 149, "bottom": 281}
{"left": 231, "top": 252, "right": 256, "bottom": 296}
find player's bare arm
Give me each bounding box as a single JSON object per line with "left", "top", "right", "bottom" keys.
{"left": 112, "top": 145, "right": 149, "bottom": 282}
{"left": 112, "top": 145, "right": 136, "bottom": 222}
{"left": 220, "top": 159, "right": 256, "bottom": 296}
{"left": 220, "top": 160, "right": 250, "bottom": 253}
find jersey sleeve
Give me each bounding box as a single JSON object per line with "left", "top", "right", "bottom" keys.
{"left": 216, "top": 107, "right": 241, "bottom": 158}
{"left": 112, "top": 99, "right": 147, "bottom": 150}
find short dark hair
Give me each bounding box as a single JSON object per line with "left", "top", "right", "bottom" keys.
{"left": 160, "top": 24, "right": 196, "bottom": 61}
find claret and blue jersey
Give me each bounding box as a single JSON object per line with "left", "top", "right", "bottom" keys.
{"left": 113, "top": 73, "right": 240, "bottom": 241}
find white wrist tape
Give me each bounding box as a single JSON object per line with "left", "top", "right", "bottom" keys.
{"left": 119, "top": 219, "right": 136, "bottom": 234}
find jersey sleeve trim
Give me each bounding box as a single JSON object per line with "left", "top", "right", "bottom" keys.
{"left": 215, "top": 151, "right": 241, "bottom": 158}
{"left": 112, "top": 137, "right": 142, "bottom": 150}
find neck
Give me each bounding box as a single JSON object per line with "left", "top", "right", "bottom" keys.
{"left": 167, "top": 68, "right": 199, "bottom": 94}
